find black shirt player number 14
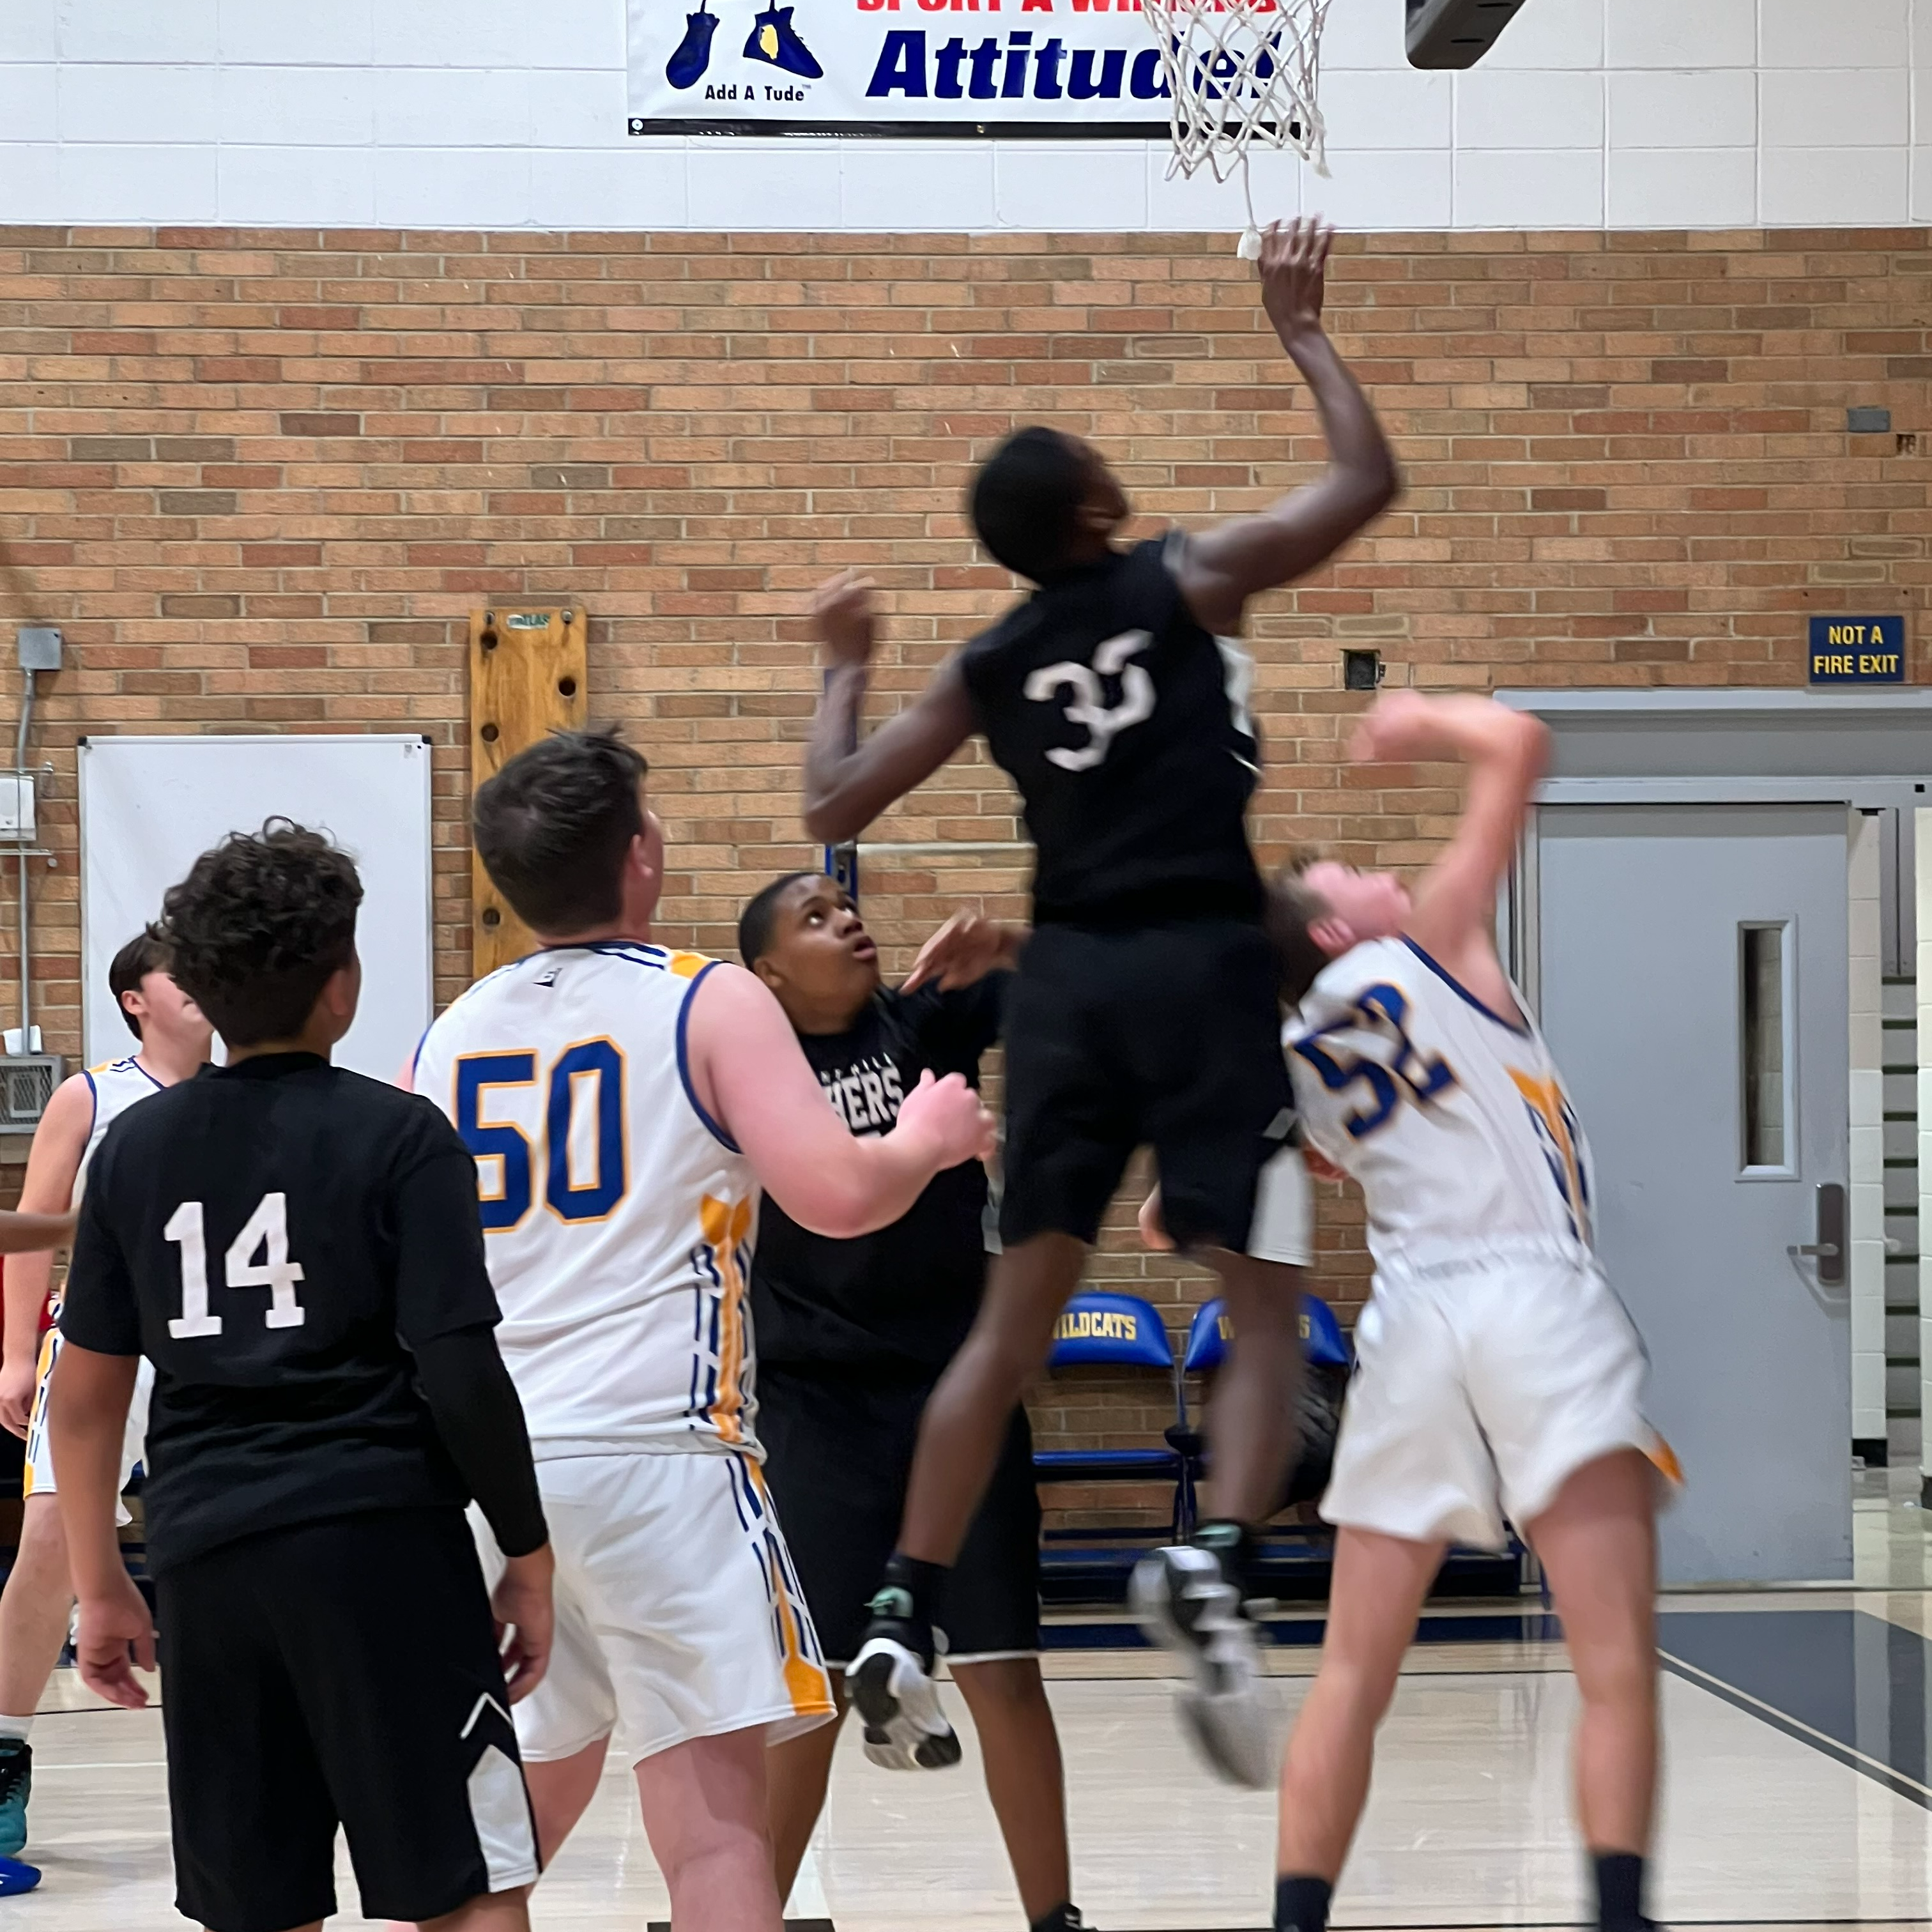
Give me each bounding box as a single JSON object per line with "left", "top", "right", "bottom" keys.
{"left": 59, "top": 1052, "right": 509, "bottom": 1575}
{"left": 751, "top": 975, "right": 1009, "bottom": 1376}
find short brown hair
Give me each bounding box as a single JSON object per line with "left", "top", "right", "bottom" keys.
{"left": 472, "top": 727, "right": 648, "bottom": 935}
{"left": 108, "top": 931, "right": 170, "bottom": 1039}
{"left": 1264, "top": 856, "right": 1333, "bottom": 1009}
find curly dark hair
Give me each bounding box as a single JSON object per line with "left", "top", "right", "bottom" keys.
{"left": 473, "top": 726, "right": 648, "bottom": 935}
{"left": 153, "top": 819, "right": 364, "bottom": 1046}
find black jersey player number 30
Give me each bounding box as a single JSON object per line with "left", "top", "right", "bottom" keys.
{"left": 1023, "top": 628, "right": 1154, "bottom": 772}
{"left": 164, "top": 1191, "right": 307, "bottom": 1338}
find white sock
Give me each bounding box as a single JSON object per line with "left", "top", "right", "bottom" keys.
{"left": 0, "top": 1717, "right": 31, "bottom": 1746}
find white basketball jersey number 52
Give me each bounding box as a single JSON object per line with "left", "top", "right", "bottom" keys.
{"left": 165, "top": 1193, "right": 306, "bottom": 1338}
{"left": 1024, "top": 629, "right": 1154, "bottom": 772}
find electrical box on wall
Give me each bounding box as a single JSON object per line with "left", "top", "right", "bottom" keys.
{"left": 1343, "top": 649, "right": 1384, "bottom": 692}
{"left": 0, "top": 776, "right": 36, "bottom": 842}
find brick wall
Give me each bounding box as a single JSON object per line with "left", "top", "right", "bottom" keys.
{"left": 3, "top": 220, "right": 1929, "bottom": 1467}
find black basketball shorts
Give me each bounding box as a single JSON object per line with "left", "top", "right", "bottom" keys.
{"left": 157, "top": 1506, "right": 538, "bottom": 1932}
{"left": 999, "top": 918, "right": 1295, "bottom": 1252}
{"left": 758, "top": 1363, "right": 1041, "bottom": 1667}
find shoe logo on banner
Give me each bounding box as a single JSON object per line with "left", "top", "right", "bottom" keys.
{"left": 628, "top": 0, "right": 1188, "bottom": 135}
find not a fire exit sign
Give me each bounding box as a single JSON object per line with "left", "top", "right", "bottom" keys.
{"left": 1809, "top": 615, "right": 1908, "bottom": 684}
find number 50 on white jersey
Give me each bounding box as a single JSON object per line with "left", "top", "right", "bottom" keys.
{"left": 413, "top": 942, "right": 765, "bottom": 1459}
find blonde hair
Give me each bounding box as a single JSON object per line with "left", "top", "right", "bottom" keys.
{"left": 1264, "top": 854, "right": 1333, "bottom": 1009}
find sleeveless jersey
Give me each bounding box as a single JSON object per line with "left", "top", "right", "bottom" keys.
{"left": 38, "top": 1055, "right": 165, "bottom": 1327}
{"left": 957, "top": 535, "right": 1264, "bottom": 926}
{"left": 1286, "top": 937, "right": 1595, "bottom": 1274}
{"left": 76, "top": 1055, "right": 164, "bottom": 1206}
{"left": 412, "top": 942, "right": 763, "bottom": 1460}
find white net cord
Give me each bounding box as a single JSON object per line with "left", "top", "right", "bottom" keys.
{"left": 1140, "top": 0, "right": 1331, "bottom": 257}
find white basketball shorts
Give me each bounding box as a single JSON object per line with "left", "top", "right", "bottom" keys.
{"left": 472, "top": 1448, "right": 834, "bottom": 1766}
{"left": 1321, "top": 1246, "right": 1678, "bottom": 1550}
{"left": 24, "top": 1330, "right": 154, "bottom": 1521}
{"left": 1245, "top": 1146, "right": 1315, "bottom": 1268}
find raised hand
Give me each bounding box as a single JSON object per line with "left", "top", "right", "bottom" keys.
{"left": 810, "top": 569, "right": 879, "bottom": 670}
{"left": 902, "top": 911, "right": 1023, "bottom": 993}
{"left": 1347, "top": 688, "right": 1441, "bottom": 764}
{"left": 1257, "top": 216, "right": 1335, "bottom": 346}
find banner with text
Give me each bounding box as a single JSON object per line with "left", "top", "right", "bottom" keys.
{"left": 628, "top": 0, "right": 1184, "bottom": 137}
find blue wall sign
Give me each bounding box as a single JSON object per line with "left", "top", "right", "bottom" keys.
{"left": 1809, "top": 615, "right": 1907, "bottom": 685}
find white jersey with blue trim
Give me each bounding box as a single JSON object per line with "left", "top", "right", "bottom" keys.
{"left": 76, "top": 1054, "right": 164, "bottom": 1205}
{"left": 1286, "top": 936, "right": 1595, "bottom": 1275}
{"left": 413, "top": 942, "right": 763, "bottom": 1460}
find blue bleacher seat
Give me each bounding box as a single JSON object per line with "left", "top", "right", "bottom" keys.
{"left": 1033, "top": 1290, "right": 1187, "bottom": 1536}
{"left": 1180, "top": 1292, "right": 1351, "bottom": 1377}
{"left": 1169, "top": 1293, "right": 1354, "bottom": 1529}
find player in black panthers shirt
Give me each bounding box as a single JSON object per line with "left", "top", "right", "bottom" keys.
{"left": 801, "top": 219, "right": 1399, "bottom": 1786}
{"left": 742, "top": 873, "right": 1087, "bottom": 1932}
{"left": 52, "top": 822, "right": 553, "bottom": 1932}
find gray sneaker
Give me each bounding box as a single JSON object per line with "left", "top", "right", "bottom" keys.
{"left": 1130, "top": 1544, "right": 1278, "bottom": 1788}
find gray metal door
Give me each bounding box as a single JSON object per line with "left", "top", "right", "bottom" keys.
{"left": 1535, "top": 803, "right": 1851, "bottom": 1584}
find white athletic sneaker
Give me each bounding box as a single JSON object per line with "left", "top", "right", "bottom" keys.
{"left": 848, "top": 1627, "right": 963, "bottom": 1772}
{"left": 1130, "top": 1543, "right": 1278, "bottom": 1788}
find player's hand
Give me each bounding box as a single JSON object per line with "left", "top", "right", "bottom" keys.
{"left": 493, "top": 1545, "right": 555, "bottom": 1705}
{"left": 1348, "top": 688, "right": 1442, "bottom": 764}
{"left": 1138, "top": 1189, "right": 1175, "bottom": 1253}
{"left": 896, "top": 1069, "right": 997, "bottom": 1170}
{"left": 75, "top": 1575, "right": 156, "bottom": 1709}
{"left": 1303, "top": 1144, "right": 1347, "bottom": 1184}
{"left": 902, "top": 912, "right": 1025, "bottom": 993}
{"left": 810, "top": 569, "right": 879, "bottom": 670}
{"left": 0, "top": 1353, "right": 36, "bottom": 1439}
{"left": 1258, "top": 216, "right": 1334, "bottom": 344}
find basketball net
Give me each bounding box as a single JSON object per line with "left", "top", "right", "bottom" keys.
{"left": 1140, "top": 0, "right": 1331, "bottom": 257}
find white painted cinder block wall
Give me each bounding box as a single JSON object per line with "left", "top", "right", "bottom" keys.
{"left": 0, "top": 0, "right": 1926, "bottom": 231}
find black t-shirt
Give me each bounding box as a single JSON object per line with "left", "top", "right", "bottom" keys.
{"left": 61, "top": 1053, "right": 504, "bottom": 1574}
{"left": 957, "top": 535, "right": 1264, "bottom": 928}
{"left": 750, "top": 977, "right": 1007, "bottom": 1376}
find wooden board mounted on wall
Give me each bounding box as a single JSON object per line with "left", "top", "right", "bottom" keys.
{"left": 468, "top": 607, "right": 587, "bottom": 976}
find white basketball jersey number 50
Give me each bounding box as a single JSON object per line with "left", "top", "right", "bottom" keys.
{"left": 1024, "top": 629, "right": 1154, "bottom": 772}
{"left": 165, "top": 1192, "right": 306, "bottom": 1338}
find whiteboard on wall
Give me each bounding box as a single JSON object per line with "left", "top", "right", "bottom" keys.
{"left": 78, "top": 735, "right": 435, "bottom": 1080}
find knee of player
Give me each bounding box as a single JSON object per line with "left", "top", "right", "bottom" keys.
{"left": 17, "top": 1492, "right": 67, "bottom": 1559}
{"left": 1315, "top": 1647, "right": 1406, "bottom": 1722}
{"left": 1567, "top": 1637, "right": 1658, "bottom": 1710}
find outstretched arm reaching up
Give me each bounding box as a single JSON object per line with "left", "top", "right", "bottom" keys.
{"left": 801, "top": 572, "right": 977, "bottom": 847}
{"left": 1176, "top": 219, "right": 1400, "bottom": 636}
{"left": 1354, "top": 691, "right": 1549, "bottom": 1006}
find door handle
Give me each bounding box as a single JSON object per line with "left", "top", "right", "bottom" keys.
{"left": 1786, "top": 1182, "right": 1846, "bottom": 1287}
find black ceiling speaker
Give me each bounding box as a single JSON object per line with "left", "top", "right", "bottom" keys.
{"left": 1406, "top": 0, "right": 1530, "bottom": 68}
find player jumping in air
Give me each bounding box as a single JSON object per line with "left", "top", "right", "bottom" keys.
{"left": 801, "top": 218, "right": 1400, "bottom": 1786}
{"left": 1259, "top": 692, "right": 1671, "bottom": 1932}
